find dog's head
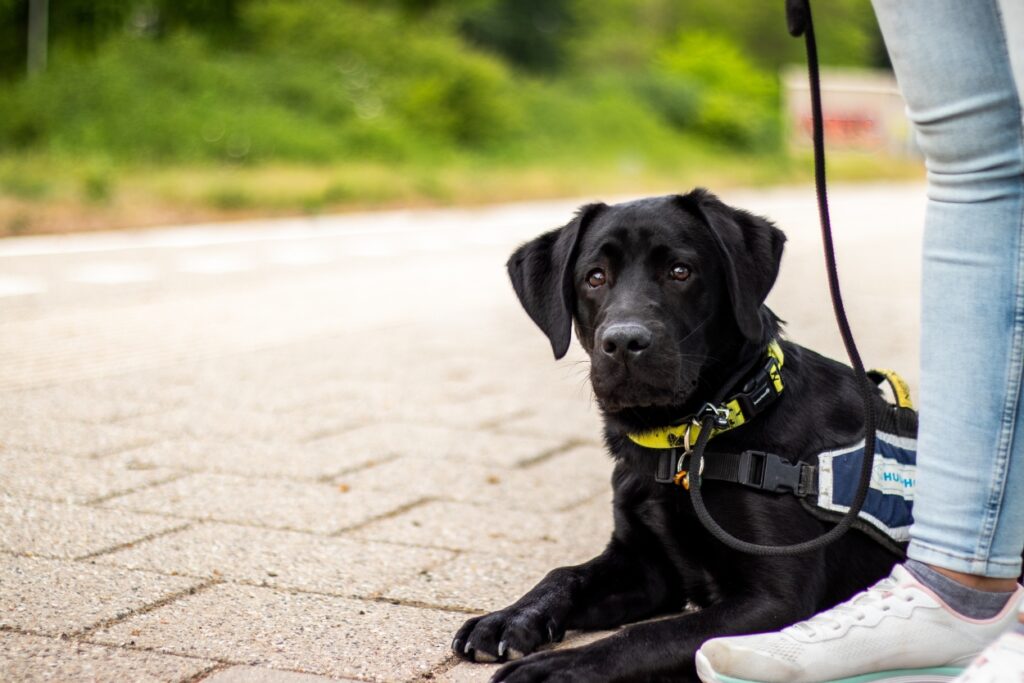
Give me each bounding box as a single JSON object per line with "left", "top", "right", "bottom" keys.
{"left": 508, "top": 189, "right": 785, "bottom": 415}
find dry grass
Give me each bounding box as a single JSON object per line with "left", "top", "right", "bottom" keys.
{"left": 0, "top": 152, "right": 923, "bottom": 237}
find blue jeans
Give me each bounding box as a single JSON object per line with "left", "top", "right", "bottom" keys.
{"left": 872, "top": 0, "right": 1024, "bottom": 578}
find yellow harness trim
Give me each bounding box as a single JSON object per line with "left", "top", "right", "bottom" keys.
{"left": 869, "top": 368, "right": 914, "bottom": 409}
{"left": 626, "top": 341, "right": 785, "bottom": 451}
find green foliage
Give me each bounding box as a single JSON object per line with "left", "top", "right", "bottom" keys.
{"left": 657, "top": 33, "right": 780, "bottom": 149}
{"left": 0, "top": 0, "right": 885, "bottom": 169}
{"left": 459, "top": 0, "right": 578, "bottom": 73}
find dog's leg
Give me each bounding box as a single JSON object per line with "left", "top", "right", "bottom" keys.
{"left": 489, "top": 595, "right": 808, "bottom": 683}
{"left": 453, "top": 539, "right": 675, "bottom": 663}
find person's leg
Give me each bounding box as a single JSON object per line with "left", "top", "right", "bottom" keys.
{"left": 695, "top": 2, "right": 1024, "bottom": 681}
{"left": 901, "top": 0, "right": 1024, "bottom": 585}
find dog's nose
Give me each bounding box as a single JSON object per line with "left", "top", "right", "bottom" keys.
{"left": 600, "top": 323, "right": 653, "bottom": 361}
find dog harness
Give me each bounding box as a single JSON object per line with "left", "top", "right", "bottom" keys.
{"left": 625, "top": 346, "right": 918, "bottom": 556}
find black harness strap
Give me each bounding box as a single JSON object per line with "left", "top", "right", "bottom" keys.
{"left": 663, "top": 448, "right": 818, "bottom": 497}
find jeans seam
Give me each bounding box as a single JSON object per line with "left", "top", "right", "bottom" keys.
{"left": 976, "top": 0, "right": 1024, "bottom": 567}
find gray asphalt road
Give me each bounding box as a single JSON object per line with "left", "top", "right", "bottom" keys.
{"left": 1, "top": 182, "right": 924, "bottom": 392}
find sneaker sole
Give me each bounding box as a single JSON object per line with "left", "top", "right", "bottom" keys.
{"left": 694, "top": 651, "right": 963, "bottom": 683}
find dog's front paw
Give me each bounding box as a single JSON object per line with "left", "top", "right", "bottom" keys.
{"left": 452, "top": 608, "right": 564, "bottom": 663}
{"left": 490, "top": 648, "right": 600, "bottom": 683}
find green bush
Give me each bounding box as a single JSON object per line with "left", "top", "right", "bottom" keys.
{"left": 657, "top": 32, "right": 780, "bottom": 149}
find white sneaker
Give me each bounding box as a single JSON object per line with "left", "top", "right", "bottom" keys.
{"left": 952, "top": 628, "right": 1024, "bottom": 683}
{"left": 695, "top": 565, "right": 1024, "bottom": 683}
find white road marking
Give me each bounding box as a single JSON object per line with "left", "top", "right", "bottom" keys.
{"left": 68, "top": 262, "right": 158, "bottom": 284}
{"left": 0, "top": 275, "right": 46, "bottom": 297}
{"left": 178, "top": 253, "right": 254, "bottom": 274}
{"left": 267, "top": 246, "right": 332, "bottom": 266}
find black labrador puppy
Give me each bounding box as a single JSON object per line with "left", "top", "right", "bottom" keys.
{"left": 451, "top": 190, "right": 901, "bottom": 682}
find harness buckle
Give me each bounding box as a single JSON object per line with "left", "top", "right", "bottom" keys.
{"left": 736, "top": 450, "right": 814, "bottom": 496}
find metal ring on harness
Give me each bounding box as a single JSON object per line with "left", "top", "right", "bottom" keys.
{"left": 683, "top": 423, "right": 695, "bottom": 453}
{"left": 673, "top": 449, "right": 704, "bottom": 489}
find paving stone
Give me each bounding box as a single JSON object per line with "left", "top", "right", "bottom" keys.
{"left": 495, "top": 399, "right": 604, "bottom": 443}
{"left": 0, "top": 631, "right": 214, "bottom": 683}
{"left": 309, "top": 423, "right": 564, "bottom": 468}
{"left": 101, "top": 473, "right": 423, "bottom": 533}
{"left": 0, "top": 417, "right": 158, "bottom": 458}
{"left": 0, "top": 496, "right": 186, "bottom": 559}
{"left": 99, "top": 522, "right": 455, "bottom": 597}
{"left": 114, "top": 436, "right": 381, "bottom": 481}
{"left": 348, "top": 500, "right": 612, "bottom": 563}
{"left": 0, "top": 451, "right": 181, "bottom": 505}
{"left": 402, "top": 393, "right": 536, "bottom": 429}
{"left": 204, "top": 666, "right": 358, "bottom": 682}
{"left": 1, "top": 377, "right": 191, "bottom": 425}
{"left": 383, "top": 552, "right": 555, "bottom": 613}
{"left": 0, "top": 555, "right": 201, "bottom": 636}
{"left": 336, "top": 446, "right": 613, "bottom": 512}
{"left": 124, "top": 406, "right": 361, "bottom": 443}
{"left": 91, "top": 583, "right": 465, "bottom": 682}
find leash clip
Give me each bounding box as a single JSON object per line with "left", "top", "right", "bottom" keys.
{"left": 695, "top": 403, "right": 731, "bottom": 430}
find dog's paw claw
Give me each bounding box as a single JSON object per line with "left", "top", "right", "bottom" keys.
{"left": 498, "top": 640, "right": 507, "bottom": 658}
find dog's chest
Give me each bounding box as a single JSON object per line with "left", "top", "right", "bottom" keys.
{"left": 632, "top": 492, "right": 720, "bottom": 594}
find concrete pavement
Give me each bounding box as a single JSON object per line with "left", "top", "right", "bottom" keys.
{"left": 0, "top": 183, "right": 925, "bottom": 682}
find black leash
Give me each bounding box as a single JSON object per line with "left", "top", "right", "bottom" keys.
{"left": 686, "top": 0, "right": 879, "bottom": 555}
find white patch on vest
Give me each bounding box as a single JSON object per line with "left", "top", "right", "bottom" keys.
{"left": 815, "top": 431, "right": 916, "bottom": 543}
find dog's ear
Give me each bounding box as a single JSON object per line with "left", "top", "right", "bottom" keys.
{"left": 507, "top": 203, "right": 606, "bottom": 359}
{"left": 677, "top": 189, "right": 786, "bottom": 341}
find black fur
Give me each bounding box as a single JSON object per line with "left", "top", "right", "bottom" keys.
{"left": 454, "top": 190, "right": 899, "bottom": 682}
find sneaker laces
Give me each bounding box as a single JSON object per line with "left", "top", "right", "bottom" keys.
{"left": 784, "top": 575, "right": 910, "bottom": 638}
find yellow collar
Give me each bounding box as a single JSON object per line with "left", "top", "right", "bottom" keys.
{"left": 626, "top": 341, "right": 785, "bottom": 450}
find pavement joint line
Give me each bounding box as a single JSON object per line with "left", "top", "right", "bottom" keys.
{"left": 514, "top": 438, "right": 589, "bottom": 469}
{"left": 91, "top": 435, "right": 167, "bottom": 459}
{"left": 366, "top": 544, "right": 469, "bottom": 602}
{"left": 317, "top": 454, "right": 402, "bottom": 483}
{"left": 477, "top": 407, "right": 535, "bottom": 431}
{"left": 74, "top": 521, "right": 196, "bottom": 561}
{"left": 422, "top": 654, "right": 469, "bottom": 683}
{"left": 0, "top": 623, "right": 242, "bottom": 676}
{"left": 369, "top": 595, "right": 484, "bottom": 617}
{"left": 297, "top": 421, "right": 372, "bottom": 444}
{"left": 50, "top": 550, "right": 461, "bottom": 607}
{"left": 5, "top": 435, "right": 166, "bottom": 461}
{"left": 81, "top": 505, "right": 392, "bottom": 539}
{"left": 77, "top": 578, "right": 221, "bottom": 639}
{"left": 330, "top": 495, "right": 435, "bottom": 536}
{"left": 0, "top": 548, "right": 74, "bottom": 562}
{"left": 85, "top": 471, "right": 193, "bottom": 506}
{"left": 557, "top": 487, "right": 612, "bottom": 513}
{"left": 92, "top": 459, "right": 384, "bottom": 487}
{"left": 178, "top": 662, "right": 228, "bottom": 683}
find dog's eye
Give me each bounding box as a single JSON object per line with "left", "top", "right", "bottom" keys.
{"left": 586, "top": 269, "right": 607, "bottom": 288}
{"left": 670, "top": 264, "right": 691, "bottom": 282}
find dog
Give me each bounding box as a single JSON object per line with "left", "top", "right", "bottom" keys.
{"left": 451, "top": 190, "right": 905, "bottom": 682}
